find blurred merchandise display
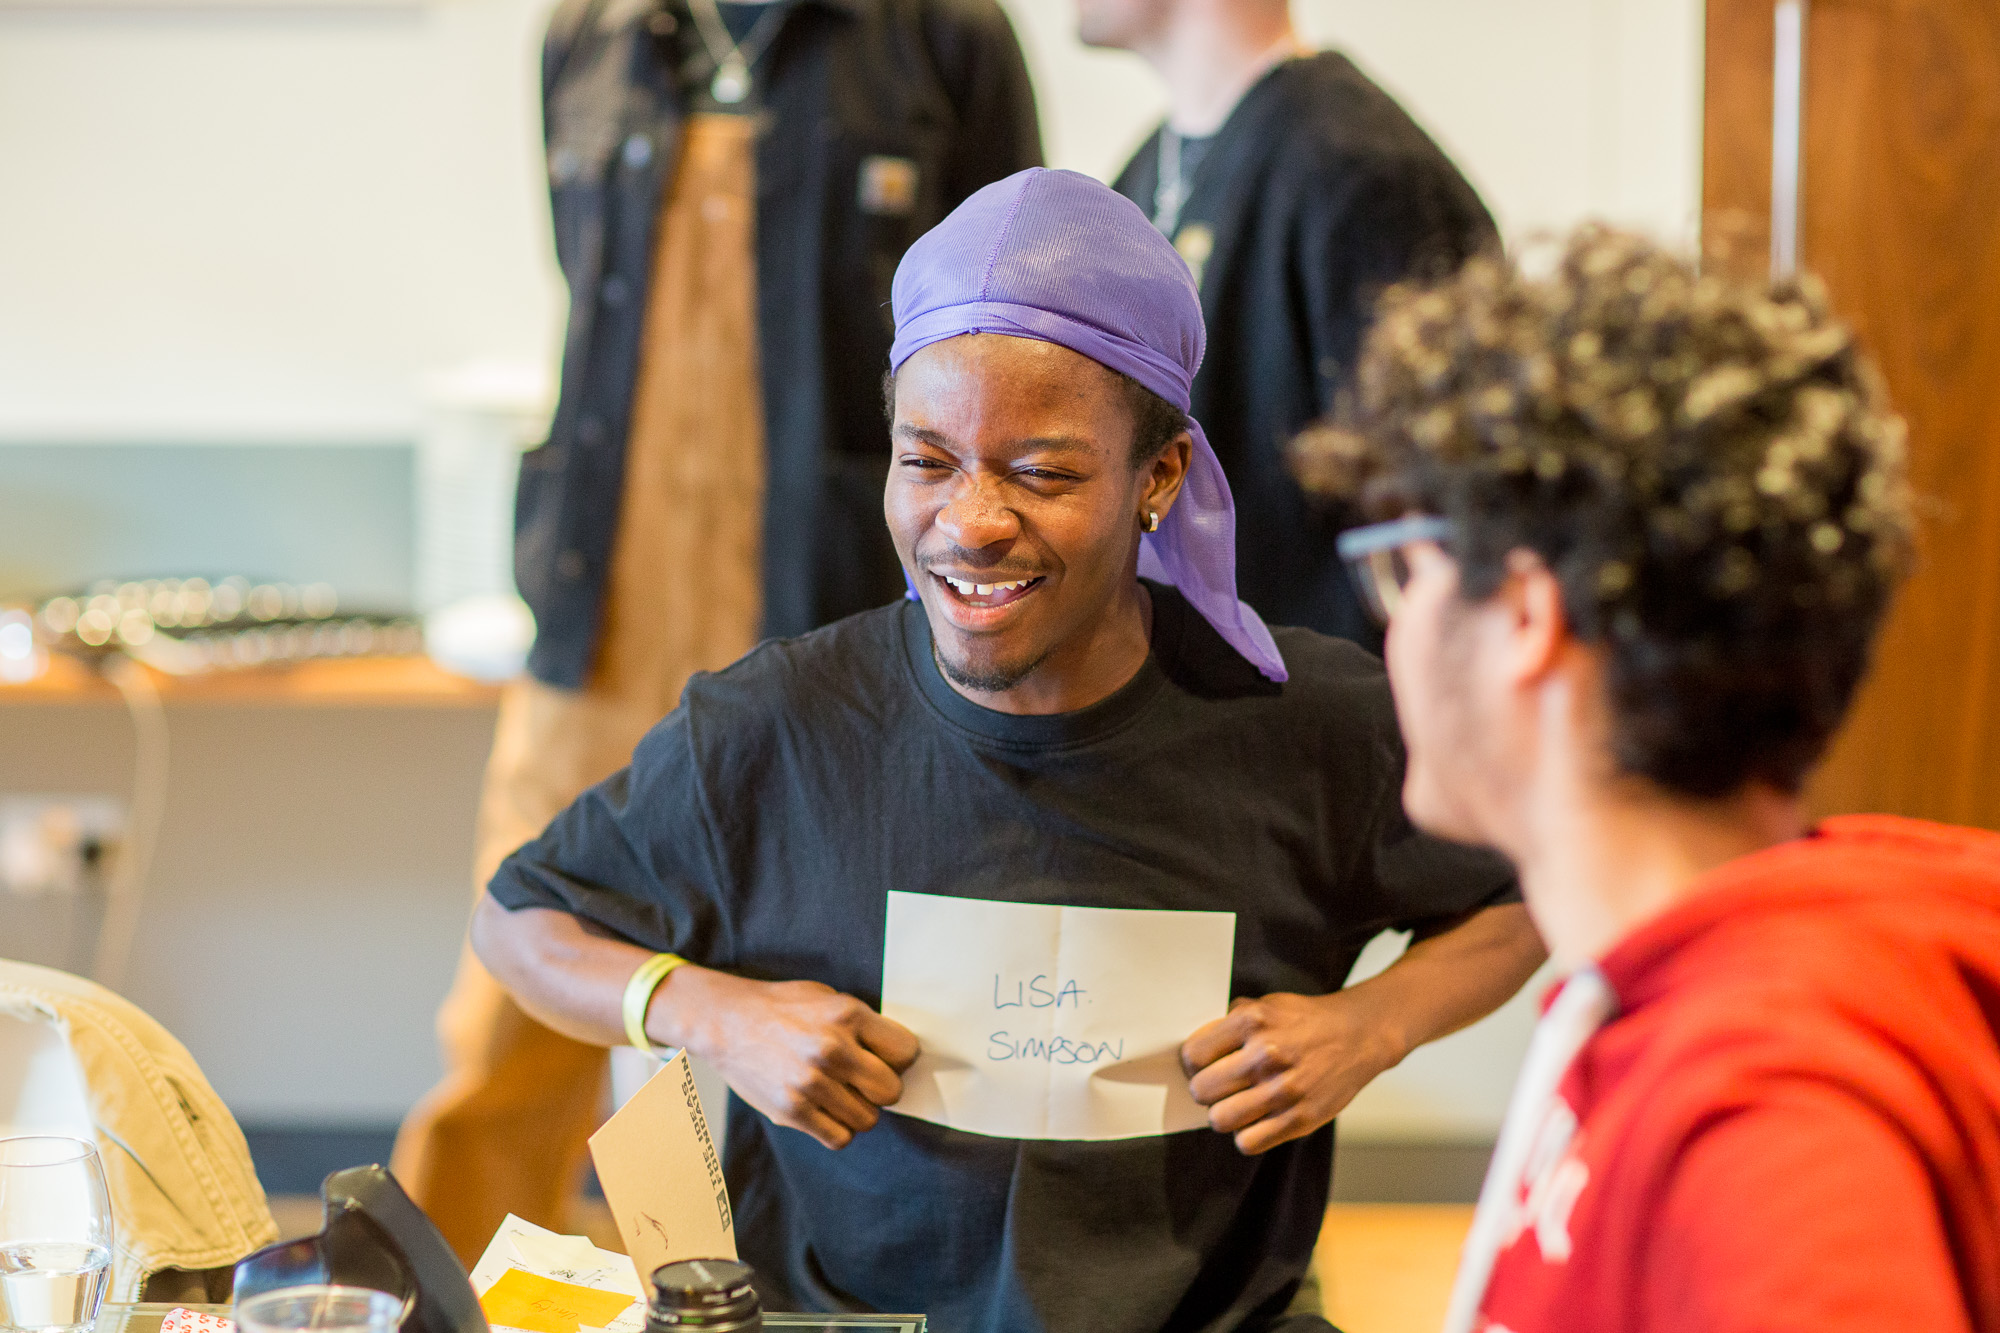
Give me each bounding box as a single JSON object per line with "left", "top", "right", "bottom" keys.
{"left": 0, "top": 609, "right": 46, "bottom": 684}
{"left": 27, "top": 577, "right": 423, "bottom": 677}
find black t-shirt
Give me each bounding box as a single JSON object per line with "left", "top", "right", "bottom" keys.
{"left": 1115, "top": 53, "right": 1498, "bottom": 652}
{"left": 1175, "top": 132, "right": 1218, "bottom": 187}
{"left": 490, "top": 585, "right": 1515, "bottom": 1333}
{"left": 1147, "top": 129, "right": 1219, "bottom": 231}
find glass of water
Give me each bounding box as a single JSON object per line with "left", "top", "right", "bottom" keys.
{"left": 235, "top": 1287, "right": 403, "bottom": 1333}
{"left": 0, "top": 1136, "right": 113, "bottom": 1333}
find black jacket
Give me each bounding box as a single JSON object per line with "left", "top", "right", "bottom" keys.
{"left": 520, "top": 0, "right": 1040, "bottom": 688}
{"left": 1115, "top": 53, "right": 1496, "bottom": 650}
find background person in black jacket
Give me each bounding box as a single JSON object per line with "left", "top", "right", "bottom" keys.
{"left": 1084, "top": 0, "right": 1496, "bottom": 650}
{"left": 392, "top": 0, "right": 1040, "bottom": 1261}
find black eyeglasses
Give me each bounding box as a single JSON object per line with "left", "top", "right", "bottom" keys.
{"left": 1335, "top": 515, "right": 1456, "bottom": 625}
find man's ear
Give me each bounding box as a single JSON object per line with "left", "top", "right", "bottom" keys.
{"left": 1500, "top": 548, "right": 1570, "bottom": 687}
{"left": 1144, "top": 432, "right": 1194, "bottom": 519}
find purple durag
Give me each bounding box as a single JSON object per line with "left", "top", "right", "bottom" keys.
{"left": 888, "top": 167, "right": 1287, "bottom": 683}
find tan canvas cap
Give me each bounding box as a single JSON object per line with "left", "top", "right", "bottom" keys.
{"left": 0, "top": 960, "right": 279, "bottom": 1300}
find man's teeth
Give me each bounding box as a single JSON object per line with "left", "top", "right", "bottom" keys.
{"left": 942, "top": 576, "right": 1035, "bottom": 596}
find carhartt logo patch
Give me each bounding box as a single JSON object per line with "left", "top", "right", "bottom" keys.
{"left": 1173, "top": 223, "right": 1214, "bottom": 288}
{"left": 859, "top": 155, "right": 920, "bottom": 216}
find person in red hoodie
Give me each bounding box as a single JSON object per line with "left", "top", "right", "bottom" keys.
{"left": 1293, "top": 225, "right": 2000, "bottom": 1333}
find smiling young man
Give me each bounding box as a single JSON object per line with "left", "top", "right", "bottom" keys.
{"left": 468, "top": 169, "right": 1544, "bottom": 1332}
{"left": 1297, "top": 228, "right": 2000, "bottom": 1332}
{"left": 393, "top": 0, "right": 1040, "bottom": 1260}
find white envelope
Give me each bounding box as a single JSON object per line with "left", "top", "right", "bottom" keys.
{"left": 880, "top": 890, "right": 1236, "bottom": 1141}
{"left": 469, "top": 1214, "right": 643, "bottom": 1299}
{"left": 468, "top": 1214, "right": 647, "bottom": 1333}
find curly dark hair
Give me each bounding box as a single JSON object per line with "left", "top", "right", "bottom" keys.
{"left": 1294, "top": 225, "right": 1914, "bottom": 798}
{"left": 882, "top": 362, "right": 1188, "bottom": 468}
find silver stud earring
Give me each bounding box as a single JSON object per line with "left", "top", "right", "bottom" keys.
{"left": 1144, "top": 510, "right": 1161, "bottom": 533}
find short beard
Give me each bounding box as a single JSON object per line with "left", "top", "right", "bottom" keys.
{"left": 934, "top": 640, "right": 1049, "bottom": 695}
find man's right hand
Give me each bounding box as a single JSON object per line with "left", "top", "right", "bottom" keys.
{"left": 657, "top": 966, "right": 920, "bottom": 1150}
{"left": 467, "top": 899, "right": 916, "bottom": 1150}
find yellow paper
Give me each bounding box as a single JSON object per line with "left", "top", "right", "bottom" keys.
{"left": 478, "top": 1268, "right": 639, "bottom": 1333}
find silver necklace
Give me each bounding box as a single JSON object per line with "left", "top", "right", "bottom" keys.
{"left": 1152, "top": 127, "right": 1189, "bottom": 235}
{"left": 1152, "top": 38, "right": 1306, "bottom": 234}
{"left": 686, "top": 0, "right": 788, "bottom": 105}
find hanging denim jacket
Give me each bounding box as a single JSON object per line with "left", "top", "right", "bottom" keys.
{"left": 518, "top": 0, "right": 1041, "bottom": 688}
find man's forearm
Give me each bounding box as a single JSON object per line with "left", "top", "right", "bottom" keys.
{"left": 1351, "top": 902, "right": 1547, "bottom": 1064}
{"left": 469, "top": 892, "right": 921, "bottom": 1149}
{"left": 470, "top": 893, "right": 664, "bottom": 1048}
{"left": 469, "top": 891, "right": 878, "bottom": 1061}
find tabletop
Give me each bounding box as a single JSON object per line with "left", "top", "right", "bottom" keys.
{"left": 96, "top": 1304, "right": 925, "bottom": 1333}
{"left": 1, "top": 655, "right": 502, "bottom": 709}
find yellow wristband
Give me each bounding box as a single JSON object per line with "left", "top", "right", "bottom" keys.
{"left": 622, "top": 952, "right": 689, "bottom": 1052}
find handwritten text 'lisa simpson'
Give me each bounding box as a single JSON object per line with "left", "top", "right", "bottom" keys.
{"left": 987, "top": 972, "right": 1123, "bottom": 1064}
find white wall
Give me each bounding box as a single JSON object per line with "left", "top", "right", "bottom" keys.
{"left": 1007, "top": 0, "right": 1704, "bottom": 239}
{"left": 0, "top": 0, "right": 1701, "bottom": 444}
{"left": 0, "top": 700, "right": 494, "bottom": 1127}
{"left": 0, "top": 0, "right": 1703, "bottom": 1139}
{"left": 0, "top": 0, "right": 562, "bottom": 442}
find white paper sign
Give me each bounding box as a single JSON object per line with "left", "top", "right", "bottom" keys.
{"left": 880, "top": 890, "right": 1236, "bottom": 1141}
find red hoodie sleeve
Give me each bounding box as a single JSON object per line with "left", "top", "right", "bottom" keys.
{"left": 1637, "top": 1079, "right": 1971, "bottom": 1333}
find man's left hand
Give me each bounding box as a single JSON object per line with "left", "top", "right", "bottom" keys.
{"left": 1180, "top": 991, "right": 1404, "bottom": 1156}
{"left": 1180, "top": 903, "right": 1547, "bottom": 1156}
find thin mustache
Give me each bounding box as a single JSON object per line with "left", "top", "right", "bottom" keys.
{"left": 925, "top": 568, "right": 1047, "bottom": 582}
{"left": 920, "top": 551, "right": 1046, "bottom": 581}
